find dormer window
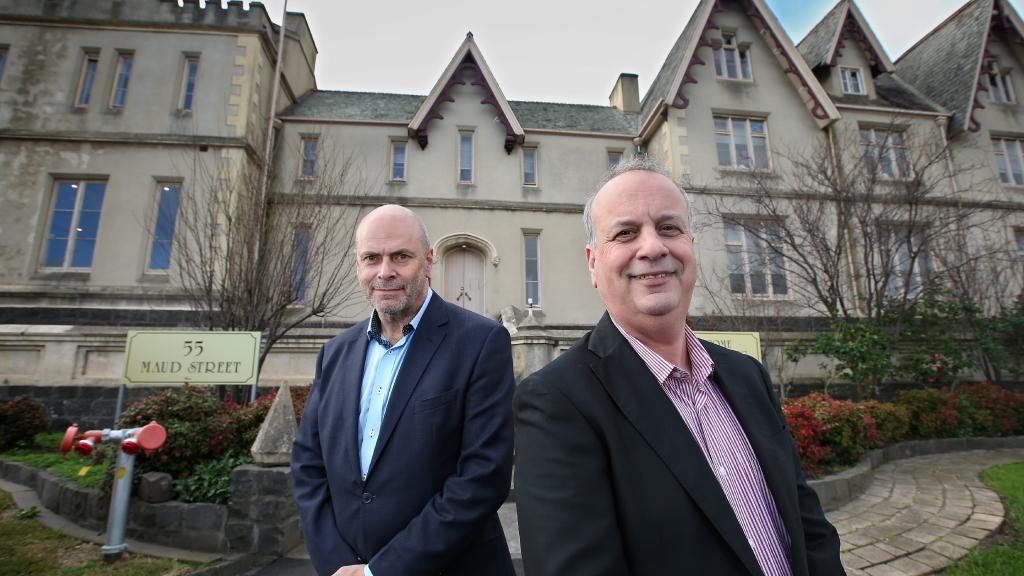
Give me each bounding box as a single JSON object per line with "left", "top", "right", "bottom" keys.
{"left": 986, "top": 60, "right": 1015, "bottom": 104}
{"left": 713, "top": 32, "right": 752, "bottom": 81}
{"left": 840, "top": 66, "right": 865, "bottom": 95}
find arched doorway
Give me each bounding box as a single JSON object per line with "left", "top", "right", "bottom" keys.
{"left": 443, "top": 245, "right": 486, "bottom": 315}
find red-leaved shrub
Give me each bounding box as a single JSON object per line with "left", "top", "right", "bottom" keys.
{"left": 782, "top": 403, "right": 829, "bottom": 477}
{"left": 951, "top": 383, "right": 1023, "bottom": 437}
{"left": 893, "top": 388, "right": 958, "bottom": 439}
{"left": 785, "top": 393, "right": 878, "bottom": 472}
{"left": 0, "top": 396, "right": 48, "bottom": 450}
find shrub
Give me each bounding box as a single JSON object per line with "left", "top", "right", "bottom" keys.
{"left": 786, "top": 393, "right": 878, "bottom": 470}
{"left": 893, "top": 388, "right": 958, "bottom": 439}
{"left": 118, "top": 385, "right": 262, "bottom": 480}
{"left": 951, "top": 383, "right": 1023, "bottom": 437}
{"left": 860, "top": 400, "right": 911, "bottom": 446}
{"left": 782, "top": 403, "right": 829, "bottom": 477}
{"left": 175, "top": 451, "right": 253, "bottom": 504}
{"left": 0, "top": 396, "right": 48, "bottom": 451}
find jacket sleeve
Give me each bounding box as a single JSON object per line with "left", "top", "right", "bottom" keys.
{"left": 291, "top": 345, "right": 360, "bottom": 576}
{"left": 514, "top": 370, "right": 631, "bottom": 576}
{"left": 755, "top": 359, "right": 845, "bottom": 576}
{"left": 367, "top": 323, "right": 515, "bottom": 576}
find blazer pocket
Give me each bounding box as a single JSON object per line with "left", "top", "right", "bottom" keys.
{"left": 413, "top": 388, "right": 458, "bottom": 413}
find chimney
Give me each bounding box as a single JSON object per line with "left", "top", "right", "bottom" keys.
{"left": 609, "top": 73, "right": 640, "bottom": 114}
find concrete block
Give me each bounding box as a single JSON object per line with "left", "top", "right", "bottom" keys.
{"left": 138, "top": 472, "right": 173, "bottom": 503}
{"left": 251, "top": 383, "right": 297, "bottom": 466}
{"left": 184, "top": 502, "right": 227, "bottom": 531}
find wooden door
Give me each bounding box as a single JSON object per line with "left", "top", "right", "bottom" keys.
{"left": 443, "top": 246, "right": 485, "bottom": 314}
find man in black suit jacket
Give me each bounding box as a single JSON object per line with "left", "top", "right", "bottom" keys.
{"left": 293, "top": 204, "right": 515, "bottom": 576}
{"left": 514, "top": 158, "right": 844, "bottom": 576}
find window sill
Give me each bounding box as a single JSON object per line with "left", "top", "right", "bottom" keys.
{"left": 715, "top": 77, "right": 755, "bottom": 84}
{"left": 388, "top": 179, "right": 407, "bottom": 185}
{"left": 522, "top": 185, "right": 541, "bottom": 192}
{"left": 32, "top": 270, "right": 91, "bottom": 282}
{"left": 138, "top": 272, "right": 172, "bottom": 284}
{"left": 106, "top": 107, "right": 125, "bottom": 114}
{"left": 457, "top": 182, "right": 476, "bottom": 188}
{"left": 729, "top": 293, "right": 791, "bottom": 301}
{"left": 716, "top": 167, "right": 776, "bottom": 177}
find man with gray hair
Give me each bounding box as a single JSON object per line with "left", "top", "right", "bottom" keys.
{"left": 293, "top": 204, "right": 516, "bottom": 576}
{"left": 514, "top": 158, "right": 843, "bottom": 575}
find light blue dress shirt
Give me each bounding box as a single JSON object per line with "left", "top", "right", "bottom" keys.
{"left": 358, "top": 289, "right": 433, "bottom": 478}
{"left": 358, "top": 290, "right": 432, "bottom": 576}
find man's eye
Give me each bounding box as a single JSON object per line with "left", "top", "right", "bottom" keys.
{"left": 363, "top": 255, "right": 379, "bottom": 263}
{"left": 659, "top": 224, "right": 683, "bottom": 235}
{"left": 614, "top": 230, "right": 636, "bottom": 240}
{"left": 394, "top": 254, "right": 410, "bottom": 262}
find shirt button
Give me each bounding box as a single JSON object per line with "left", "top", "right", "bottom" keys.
{"left": 362, "top": 492, "right": 373, "bottom": 504}
{"left": 368, "top": 430, "right": 376, "bottom": 438}
{"left": 376, "top": 387, "right": 383, "bottom": 395}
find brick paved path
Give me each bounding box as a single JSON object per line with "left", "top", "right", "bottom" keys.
{"left": 257, "top": 449, "right": 1024, "bottom": 575}
{"left": 828, "top": 448, "right": 1024, "bottom": 576}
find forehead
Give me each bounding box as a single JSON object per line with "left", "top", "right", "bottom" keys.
{"left": 356, "top": 213, "right": 423, "bottom": 253}
{"left": 593, "top": 171, "right": 688, "bottom": 225}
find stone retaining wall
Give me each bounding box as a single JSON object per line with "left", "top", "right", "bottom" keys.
{"left": 809, "top": 436, "right": 1024, "bottom": 511}
{"left": 0, "top": 460, "right": 299, "bottom": 555}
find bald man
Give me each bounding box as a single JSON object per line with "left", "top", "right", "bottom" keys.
{"left": 292, "top": 205, "right": 516, "bottom": 576}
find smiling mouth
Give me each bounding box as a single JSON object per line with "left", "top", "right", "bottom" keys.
{"left": 633, "top": 272, "right": 671, "bottom": 280}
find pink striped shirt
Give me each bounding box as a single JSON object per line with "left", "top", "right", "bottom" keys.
{"left": 615, "top": 323, "right": 792, "bottom": 576}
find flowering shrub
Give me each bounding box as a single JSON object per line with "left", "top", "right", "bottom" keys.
{"left": 893, "top": 388, "right": 958, "bottom": 439}
{"left": 0, "top": 396, "right": 48, "bottom": 450}
{"left": 859, "top": 400, "right": 911, "bottom": 446}
{"left": 786, "top": 393, "right": 878, "bottom": 471}
{"left": 782, "top": 403, "right": 829, "bottom": 477}
{"left": 951, "top": 382, "right": 1023, "bottom": 437}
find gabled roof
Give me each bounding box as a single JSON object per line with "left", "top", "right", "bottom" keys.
{"left": 639, "top": 0, "right": 840, "bottom": 136}
{"left": 408, "top": 33, "right": 524, "bottom": 153}
{"left": 831, "top": 73, "right": 945, "bottom": 114}
{"left": 895, "top": 0, "right": 1024, "bottom": 134}
{"left": 279, "top": 92, "right": 638, "bottom": 135}
{"left": 797, "top": 0, "right": 894, "bottom": 74}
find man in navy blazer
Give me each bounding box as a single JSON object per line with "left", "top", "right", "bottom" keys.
{"left": 292, "top": 204, "right": 515, "bottom": 576}
{"left": 514, "top": 159, "right": 844, "bottom": 575}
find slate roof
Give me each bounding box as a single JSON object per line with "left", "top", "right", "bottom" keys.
{"left": 639, "top": 0, "right": 709, "bottom": 128}
{"left": 797, "top": 1, "right": 848, "bottom": 69}
{"left": 895, "top": 0, "right": 992, "bottom": 134}
{"left": 830, "top": 73, "right": 944, "bottom": 113}
{"left": 280, "top": 91, "right": 638, "bottom": 135}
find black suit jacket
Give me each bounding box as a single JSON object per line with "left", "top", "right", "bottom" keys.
{"left": 514, "top": 313, "right": 844, "bottom": 576}
{"left": 292, "top": 295, "right": 516, "bottom": 576}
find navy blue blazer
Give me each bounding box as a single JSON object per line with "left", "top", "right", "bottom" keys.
{"left": 292, "top": 295, "right": 516, "bottom": 576}
{"left": 515, "top": 313, "right": 844, "bottom": 576}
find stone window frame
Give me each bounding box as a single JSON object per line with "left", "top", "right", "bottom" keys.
{"left": 298, "top": 135, "right": 319, "bottom": 180}
{"left": 458, "top": 128, "right": 475, "bottom": 184}
{"left": 109, "top": 50, "right": 134, "bottom": 110}
{"left": 840, "top": 66, "right": 865, "bottom": 95}
{"left": 986, "top": 59, "right": 1016, "bottom": 104}
{"left": 860, "top": 126, "right": 913, "bottom": 181}
{"left": 711, "top": 30, "right": 753, "bottom": 82}
{"left": 389, "top": 138, "right": 408, "bottom": 182}
{"left": 178, "top": 53, "right": 200, "bottom": 113}
{"left": 39, "top": 178, "right": 108, "bottom": 272}
{"left": 714, "top": 114, "right": 772, "bottom": 172}
{"left": 74, "top": 49, "right": 101, "bottom": 109}
{"left": 521, "top": 145, "right": 538, "bottom": 187}
{"left": 144, "top": 180, "right": 183, "bottom": 274}
{"left": 724, "top": 218, "right": 789, "bottom": 298}
{"left": 522, "top": 229, "right": 541, "bottom": 308}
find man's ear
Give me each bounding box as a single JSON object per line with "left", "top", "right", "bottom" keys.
{"left": 585, "top": 245, "right": 598, "bottom": 288}
{"left": 424, "top": 248, "right": 434, "bottom": 278}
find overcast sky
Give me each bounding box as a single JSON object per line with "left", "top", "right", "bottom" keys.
{"left": 247, "top": 0, "right": 1024, "bottom": 105}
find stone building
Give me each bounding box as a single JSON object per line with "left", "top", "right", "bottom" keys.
{"left": 1, "top": 0, "right": 1023, "bottom": 425}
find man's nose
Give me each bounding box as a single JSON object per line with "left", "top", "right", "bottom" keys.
{"left": 636, "top": 227, "right": 669, "bottom": 260}
{"left": 377, "top": 259, "right": 396, "bottom": 278}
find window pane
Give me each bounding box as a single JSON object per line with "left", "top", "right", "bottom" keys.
{"left": 76, "top": 211, "right": 100, "bottom": 238}
{"left": 459, "top": 133, "right": 473, "bottom": 182}
{"left": 183, "top": 59, "right": 199, "bottom": 110}
{"left": 725, "top": 49, "right": 737, "bottom": 78}
{"left": 392, "top": 143, "right": 406, "bottom": 180}
{"left": 714, "top": 117, "right": 729, "bottom": 131}
{"left": 607, "top": 151, "right": 621, "bottom": 169}
{"left": 78, "top": 58, "right": 97, "bottom": 106}
{"left": 524, "top": 234, "right": 539, "bottom": 305}
{"left": 112, "top": 55, "right": 132, "bottom": 108}
{"left": 302, "top": 139, "right": 318, "bottom": 177}
{"left": 292, "top": 228, "right": 310, "bottom": 300}
{"left": 716, "top": 134, "right": 732, "bottom": 167}
{"left": 0, "top": 49, "right": 6, "bottom": 84}
{"left": 724, "top": 223, "right": 743, "bottom": 244}
{"left": 70, "top": 238, "right": 96, "bottom": 268}
{"left": 713, "top": 50, "right": 723, "bottom": 76}
{"left": 149, "top": 241, "right": 171, "bottom": 271}
{"left": 83, "top": 183, "right": 106, "bottom": 210}
{"left": 842, "top": 70, "right": 851, "bottom": 93}
{"left": 771, "top": 273, "right": 788, "bottom": 295}
{"left": 1008, "top": 140, "right": 1024, "bottom": 185}
{"left": 739, "top": 48, "right": 751, "bottom": 79}
{"left": 49, "top": 210, "right": 73, "bottom": 239}
{"left": 43, "top": 239, "right": 68, "bottom": 268}
{"left": 523, "top": 149, "right": 536, "bottom": 185}
{"left": 55, "top": 182, "right": 78, "bottom": 210}
{"left": 895, "top": 146, "right": 911, "bottom": 179}
{"left": 994, "top": 141, "right": 1010, "bottom": 183}
{"left": 750, "top": 272, "right": 767, "bottom": 294}
{"left": 752, "top": 135, "right": 769, "bottom": 169}
{"left": 732, "top": 119, "right": 749, "bottom": 168}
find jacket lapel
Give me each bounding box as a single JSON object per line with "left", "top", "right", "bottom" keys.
{"left": 588, "top": 314, "right": 763, "bottom": 576}
{"left": 367, "top": 296, "right": 448, "bottom": 474}
{"left": 709, "top": 346, "right": 806, "bottom": 574}
{"left": 333, "top": 323, "right": 370, "bottom": 481}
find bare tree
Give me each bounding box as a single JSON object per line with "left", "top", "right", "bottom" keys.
{"left": 171, "top": 138, "right": 376, "bottom": 374}
{"left": 697, "top": 117, "right": 1018, "bottom": 393}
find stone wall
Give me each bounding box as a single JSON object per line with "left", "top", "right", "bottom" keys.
{"left": 0, "top": 459, "right": 300, "bottom": 555}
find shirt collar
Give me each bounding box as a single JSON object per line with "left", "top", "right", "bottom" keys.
{"left": 366, "top": 288, "right": 433, "bottom": 348}
{"left": 611, "top": 319, "right": 715, "bottom": 385}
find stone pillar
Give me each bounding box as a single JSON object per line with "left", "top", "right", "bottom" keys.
{"left": 251, "top": 382, "right": 297, "bottom": 466}
{"left": 510, "top": 310, "right": 559, "bottom": 383}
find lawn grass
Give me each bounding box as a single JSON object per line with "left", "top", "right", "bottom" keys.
{"left": 0, "top": 490, "right": 196, "bottom": 576}
{"left": 945, "top": 461, "right": 1024, "bottom": 576}
{"left": 0, "top": 432, "right": 108, "bottom": 489}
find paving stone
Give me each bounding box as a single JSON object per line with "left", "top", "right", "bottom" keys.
{"left": 882, "top": 535, "right": 926, "bottom": 554}
{"left": 865, "top": 564, "right": 909, "bottom": 576}
{"left": 887, "top": 556, "right": 932, "bottom": 576}
{"left": 842, "top": 552, "right": 873, "bottom": 569}
{"left": 851, "top": 544, "right": 897, "bottom": 564}
{"left": 953, "top": 526, "right": 990, "bottom": 539}
{"left": 941, "top": 533, "right": 979, "bottom": 549}
{"left": 927, "top": 539, "right": 969, "bottom": 560}
{"left": 908, "top": 549, "right": 950, "bottom": 570}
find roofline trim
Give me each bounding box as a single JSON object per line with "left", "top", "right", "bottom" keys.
{"left": 834, "top": 102, "right": 949, "bottom": 117}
